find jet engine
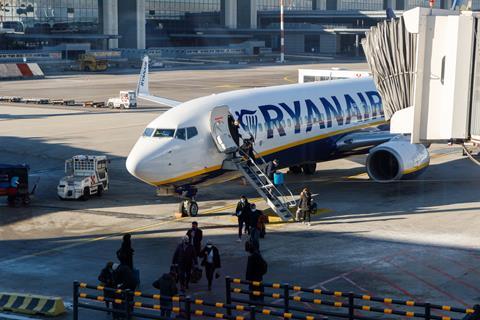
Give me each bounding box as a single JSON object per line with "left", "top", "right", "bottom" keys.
{"left": 366, "top": 137, "right": 430, "bottom": 182}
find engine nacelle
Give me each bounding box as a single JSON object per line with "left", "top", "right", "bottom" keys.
{"left": 366, "top": 137, "right": 430, "bottom": 182}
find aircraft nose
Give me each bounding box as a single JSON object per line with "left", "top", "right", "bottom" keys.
{"left": 126, "top": 149, "right": 148, "bottom": 181}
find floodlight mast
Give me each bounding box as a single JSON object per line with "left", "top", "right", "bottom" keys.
{"left": 280, "top": 0, "right": 285, "bottom": 63}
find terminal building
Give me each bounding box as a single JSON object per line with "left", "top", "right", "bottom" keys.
{"left": 0, "top": 0, "right": 477, "bottom": 56}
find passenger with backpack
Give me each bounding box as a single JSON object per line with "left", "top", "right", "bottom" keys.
{"left": 98, "top": 261, "right": 116, "bottom": 313}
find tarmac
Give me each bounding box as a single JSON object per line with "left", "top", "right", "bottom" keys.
{"left": 1, "top": 61, "right": 480, "bottom": 319}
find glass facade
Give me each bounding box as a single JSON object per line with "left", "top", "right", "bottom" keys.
{"left": 337, "top": 0, "right": 383, "bottom": 10}
{"left": 405, "top": 0, "right": 441, "bottom": 9}
{"left": 0, "top": 0, "right": 99, "bottom": 33}
{"left": 257, "top": 0, "right": 313, "bottom": 10}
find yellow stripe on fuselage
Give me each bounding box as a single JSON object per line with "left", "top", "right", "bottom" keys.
{"left": 152, "top": 120, "right": 387, "bottom": 186}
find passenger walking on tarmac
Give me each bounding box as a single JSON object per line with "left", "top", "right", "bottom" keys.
{"left": 235, "top": 195, "right": 251, "bottom": 241}
{"left": 257, "top": 210, "right": 268, "bottom": 239}
{"left": 199, "top": 240, "right": 221, "bottom": 290}
{"left": 245, "top": 246, "right": 268, "bottom": 302}
{"left": 297, "top": 187, "right": 312, "bottom": 225}
{"left": 186, "top": 221, "right": 203, "bottom": 256}
{"left": 247, "top": 204, "right": 262, "bottom": 251}
{"left": 265, "top": 159, "right": 279, "bottom": 182}
{"left": 98, "top": 261, "right": 116, "bottom": 312}
{"left": 172, "top": 236, "right": 198, "bottom": 292}
{"left": 152, "top": 267, "right": 178, "bottom": 318}
{"left": 116, "top": 233, "right": 134, "bottom": 270}
{"left": 112, "top": 262, "right": 137, "bottom": 320}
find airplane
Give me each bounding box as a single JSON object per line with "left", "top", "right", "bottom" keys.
{"left": 126, "top": 56, "right": 430, "bottom": 217}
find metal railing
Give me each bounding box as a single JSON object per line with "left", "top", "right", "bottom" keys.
{"left": 226, "top": 277, "right": 474, "bottom": 320}
{"left": 73, "top": 281, "right": 326, "bottom": 320}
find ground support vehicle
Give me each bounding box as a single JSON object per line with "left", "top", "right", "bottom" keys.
{"left": 0, "top": 164, "right": 34, "bottom": 207}
{"left": 57, "top": 155, "right": 109, "bottom": 200}
{"left": 107, "top": 91, "right": 137, "bottom": 109}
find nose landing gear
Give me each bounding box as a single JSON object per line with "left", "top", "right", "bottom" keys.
{"left": 177, "top": 186, "right": 199, "bottom": 217}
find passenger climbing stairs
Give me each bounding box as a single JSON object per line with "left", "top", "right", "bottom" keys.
{"left": 226, "top": 155, "right": 296, "bottom": 221}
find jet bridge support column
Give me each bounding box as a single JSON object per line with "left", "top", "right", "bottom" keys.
{"left": 102, "top": 0, "right": 118, "bottom": 49}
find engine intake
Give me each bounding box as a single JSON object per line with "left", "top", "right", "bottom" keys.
{"left": 366, "top": 137, "right": 430, "bottom": 182}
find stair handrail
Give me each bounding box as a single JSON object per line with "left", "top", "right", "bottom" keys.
{"left": 236, "top": 147, "right": 296, "bottom": 208}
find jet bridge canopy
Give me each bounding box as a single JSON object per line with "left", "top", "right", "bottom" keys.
{"left": 363, "top": 7, "right": 480, "bottom": 144}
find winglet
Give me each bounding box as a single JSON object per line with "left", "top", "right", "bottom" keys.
{"left": 136, "top": 55, "right": 149, "bottom": 96}
{"left": 135, "top": 55, "right": 182, "bottom": 108}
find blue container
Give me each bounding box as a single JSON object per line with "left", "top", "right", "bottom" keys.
{"left": 273, "top": 172, "right": 284, "bottom": 185}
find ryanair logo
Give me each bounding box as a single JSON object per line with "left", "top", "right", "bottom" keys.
{"left": 236, "top": 91, "right": 383, "bottom": 139}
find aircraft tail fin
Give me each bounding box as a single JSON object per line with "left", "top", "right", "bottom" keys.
{"left": 136, "top": 55, "right": 181, "bottom": 108}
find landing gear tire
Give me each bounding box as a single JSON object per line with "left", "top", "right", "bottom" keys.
{"left": 180, "top": 200, "right": 199, "bottom": 217}
{"left": 289, "top": 166, "right": 302, "bottom": 174}
{"left": 82, "top": 187, "right": 90, "bottom": 201}
{"left": 302, "top": 163, "right": 317, "bottom": 175}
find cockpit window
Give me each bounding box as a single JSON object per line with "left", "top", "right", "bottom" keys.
{"left": 143, "top": 128, "right": 154, "bottom": 137}
{"left": 175, "top": 128, "right": 186, "bottom": 140}
{"left": 187, "top": 127, "right": 198, "bottom": 139}
{"left": 153, "top": 129, "right": 175, "bottom": 138}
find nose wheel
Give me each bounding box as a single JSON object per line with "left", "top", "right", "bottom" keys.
{"left": 177, "top": 186, "right": 199, "bottom": 217}
{"left": 179, "top": 199, "right": 198, "bottom": 217}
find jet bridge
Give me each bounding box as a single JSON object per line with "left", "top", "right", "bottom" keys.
{"left": 362, "top": 7, "right": 480, "bottom": 144}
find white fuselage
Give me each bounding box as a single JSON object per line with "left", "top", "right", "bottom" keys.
{"left": 126, "top": 78, "right": 385, "bottom": 188}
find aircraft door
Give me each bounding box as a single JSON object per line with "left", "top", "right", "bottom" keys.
{"left": 210, "top": 106, "right": 237, "bottom": 154}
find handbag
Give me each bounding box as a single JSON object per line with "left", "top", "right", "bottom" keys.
{"left": 190, "top": 267, "right": 203, "bottom": 283}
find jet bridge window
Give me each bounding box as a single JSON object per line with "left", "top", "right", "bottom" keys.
{"left": 153, "top": 129, "right": 175, "bottom": 138}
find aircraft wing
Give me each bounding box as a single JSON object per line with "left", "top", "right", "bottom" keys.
{"left": 136, "top": 56, "right": 182, "bottom": 108}
{"left": 335, "top": 128, "right": 397, "bottom": 153}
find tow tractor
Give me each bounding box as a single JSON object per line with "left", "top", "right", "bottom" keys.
{"left": 106, "top": 91, "right": 137, "bottom": 109}
{"left": 0, "top": 164, "right": 36, "bottom": 207}
{"left": 57, "top": 155, "right": 109, "bottom": 200}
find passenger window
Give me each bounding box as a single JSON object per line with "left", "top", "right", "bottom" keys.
{"left": 143, "top": 127, "right": 154, "bottom": 137}
{"left": 187, "top": 127, "right": 198, "bottom": 139}
{"left": 175, "top": 128, "right": 186, "bottom": 140}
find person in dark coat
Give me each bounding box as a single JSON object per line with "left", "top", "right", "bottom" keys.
{"left": 297, "top": 187, "right": 312, "bottom": 225}
{"left": 153, "top": 268, "right": 178, "bottom": 318}
{"left": 186, "top": 221, "right": 203, "bottom": 256}
{"left": 235, "top": 195, "right": 251, "bottom": 241}
{"left": 264, "top": 159, "right": 279, "bottom": 182}
{"left": 245, "top": 246, "right": 268, "bottom": 302}
{"left": 463, "top": 305, "right": 480, "bottom": 320}
{"left": 228, "top": 116, "right": 242, "bottom": 147}
{"left": 200, "top": 240, "right": 221, "bottom": 290}
{"left": 98, "top": 261, "right": 116, "bottom": 312}
{"left": 172, "top": 236, "right": 198, "bottom": 291}
{"left": 116, "top": 233, "right": 134, "bottom": 270}
{"left": 112, "top": 262, "right": 137, "bottom": 319}
{"left": 248, "top": 203, "right": 262, "bottom": 251}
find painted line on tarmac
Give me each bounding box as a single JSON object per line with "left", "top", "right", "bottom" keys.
{"left": 0, "top": 202, "right": 238, "bottom": 266}
{"left": 386, "top": 259, "right": 469, "bottom": 307}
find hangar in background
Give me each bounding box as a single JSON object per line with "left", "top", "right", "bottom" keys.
{"left": 0, "top": 0, "right": 471, "bottom": 56}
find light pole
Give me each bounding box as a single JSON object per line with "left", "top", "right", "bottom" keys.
{"left": 280, "top": 0, "right": 285, "bottom": 63}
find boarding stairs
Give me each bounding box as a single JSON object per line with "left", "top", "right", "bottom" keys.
{"left": 227, "top": 151, "right": 296, "bottom": 221}
{"left": 209, "top": 105, "right": 296, "bottom": 221}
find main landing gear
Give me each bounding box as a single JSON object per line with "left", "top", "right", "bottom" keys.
{"left": 177, "top": 186, "right": 199, "bottom": 217}
{"left": 289, "top": 163, "right": 317, "bottom": 175}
